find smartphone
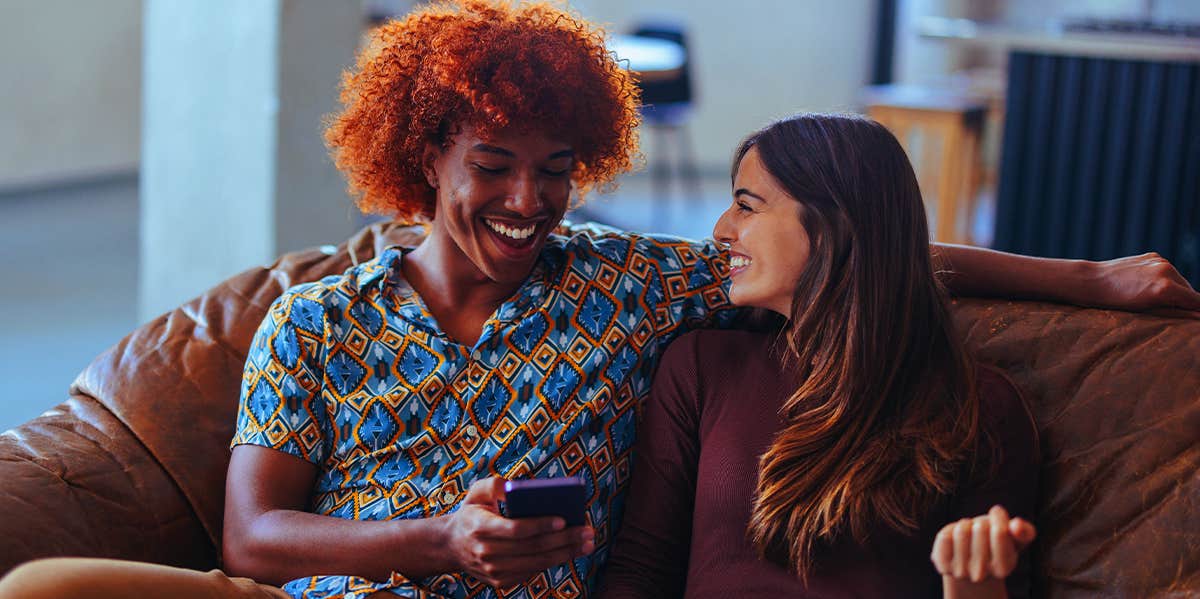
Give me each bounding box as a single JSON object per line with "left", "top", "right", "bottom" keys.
{"left": 500, "top": 476, "right": 587, "bottom": 526}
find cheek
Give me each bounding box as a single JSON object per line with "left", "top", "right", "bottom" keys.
{"left": 785, "top": 236, "right": 811, "bottom": 283}
{"left": 760, "top": 223, "right": 810, "bottom": 290}
{"left": 446, "top": 183, "right": 483, "bottom": 221}
{"left": 547, "top": 180, "right": 572, "bottom": 214}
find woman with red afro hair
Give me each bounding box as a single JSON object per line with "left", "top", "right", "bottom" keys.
{"left": 325, "top": 0, "right": 641, "bottom": 222}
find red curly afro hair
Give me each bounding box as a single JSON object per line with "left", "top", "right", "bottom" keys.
{"left": 325, "top": 0, "right": 641, "bottom": 222}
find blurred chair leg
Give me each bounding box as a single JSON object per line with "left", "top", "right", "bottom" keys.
{"left": 935, "top": 116, "right": 965, "bottom": 244}
{"left": 651, "top": 124, "right": 672, "bottom": 229}
{"left": 679, "top": 124, "right": 702, "bottom": 204}
{"left": 958, "top": 124, "right": 982, "bottom": 244}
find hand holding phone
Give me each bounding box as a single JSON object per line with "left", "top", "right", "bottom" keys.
{"left": 444, "top": 477, "right": 594, "bottom": 588}
{"left": 500, "top": 476, "right": 587, "bottom": 526}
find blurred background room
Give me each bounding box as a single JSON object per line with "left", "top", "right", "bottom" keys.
{"left": 2, "top": 0, "right": 1198, "bottom": 430}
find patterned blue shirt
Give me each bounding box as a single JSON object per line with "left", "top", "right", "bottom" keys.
{"left": 232, "top": 227, "right": 736, "bottom": 598}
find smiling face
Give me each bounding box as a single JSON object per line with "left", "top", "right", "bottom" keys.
{"left": 713, "top": 147, "right": 812, "bottom": 316}
{"left": 423, "top": 126, "right": 575, "bottom": 285}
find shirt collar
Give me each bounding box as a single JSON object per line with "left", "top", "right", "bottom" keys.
{"left": 355, "top": 245, "right": 412, "bottom": 296}
{"left": 355, "top": 237, "right": 567, "bottom": 305}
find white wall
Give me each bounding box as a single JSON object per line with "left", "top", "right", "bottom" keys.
{"left": 139, "top": 0, "right": 362, "bottom": 322}
{"left": 992, "top": 0, "right": 1200, "bottom": 25}
{"left": 573, "top": 0, "right": 877, "bottom": 172}
{"left": 894, "top": 0, "right": 1200, "bottom": 85}
{"left": 0, "top": 1, "right": 141, "bottom": 189}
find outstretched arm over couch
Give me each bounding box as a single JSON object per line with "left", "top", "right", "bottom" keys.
{"left": 933, "top": 244, "right": 1200, "bottom": 313}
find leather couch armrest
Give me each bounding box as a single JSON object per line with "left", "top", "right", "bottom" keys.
{"left": 0, "top": 394, "right": 214, "bottom": 576}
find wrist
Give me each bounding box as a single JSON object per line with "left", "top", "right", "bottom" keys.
{"left": 1075, "top": 258, "right": 1105, "bottom": 306}
{"left": 384, "top": 515, "right": 459, "bottom": 579}
{"left": 1041, "top": 257, "right": 1101, "bottom": 306}
{"left": 427, "top": 514, "right": 458, "bottom": 573}
{"left": 943, "top": 575, "right": 1007, "bottom": 599}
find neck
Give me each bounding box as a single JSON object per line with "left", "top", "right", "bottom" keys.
{"left": 402, "top": 227, "right": 524, "bottom": 313}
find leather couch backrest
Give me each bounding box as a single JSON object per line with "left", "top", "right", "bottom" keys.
{"left": 70, "top": 223, "right": 425, "bottom": 549}
{"left": 67, "top": 222, "right": 1200, "bottom": 595}
{"left": 951, "top": 298, "right": 1200, "bottom": 595}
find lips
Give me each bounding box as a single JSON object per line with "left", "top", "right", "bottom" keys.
{"left": 481, "top": 216, "right": 545, "bottom": 258}
{"left": 728, "top": 252, "right": 752, "bottom": 277}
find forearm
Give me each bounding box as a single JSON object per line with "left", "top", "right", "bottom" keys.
{"left": 224, "top": 509, "right": 453, "bottom": 585}
{"left": 601, "top": 526, "right": 689, "bottom": 599}
{"left": 933, "top": 243, "right": 1094, "bottom": 304}
{"left": 600, "top": 360, "right": 699, "bottom": 597}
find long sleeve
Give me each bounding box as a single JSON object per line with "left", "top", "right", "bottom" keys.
{"left": 599, "top": 336, "right": 705, "bottom": 598}
{"left": 945, "top": 367, "right": 1042, "bottom": 599}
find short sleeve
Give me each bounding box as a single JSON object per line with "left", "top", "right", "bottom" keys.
{"left": 231, "top": 283, "right": 332, "bottom": 464}
{"left": 633, "top": 234, "right": 739, "bottom": 344}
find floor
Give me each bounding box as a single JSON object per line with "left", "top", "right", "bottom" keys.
{"left": 0, "top": 175, "right": 141, "bottom": 431}
{"left": 0, "top": 169, "right": 993, "bottom": 432}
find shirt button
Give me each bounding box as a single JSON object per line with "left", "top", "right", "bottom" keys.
{"left": 441, "top": 491, "right": 457, "bottom": 506}
{"left": 464, "top": 425, "right": 478, "bottom": 437}
{"left": 471, "top": 349, "right": 482, "bottom": 361}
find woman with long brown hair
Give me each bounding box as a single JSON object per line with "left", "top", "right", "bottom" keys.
{"left": 600, "top": 113, "right": 1039, "bottom": 598}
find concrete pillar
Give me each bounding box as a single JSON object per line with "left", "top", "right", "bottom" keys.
{"left": 139, "top": 0, "right": 361, "bottom": 322}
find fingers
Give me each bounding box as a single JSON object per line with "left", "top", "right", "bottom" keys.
{"left": 968, "top": 518, "right": 990, "bottom": 582}
{"left": 475, "top": 512, "right": 566, "bottom": 539}
{"left": 1099, "top": 253, "right": 1200, "bottom": 312}
{"left": 931, "top": 526, "right": 954, "bottom": 575}
{"left": 988, "top": 505, "right": 1017, "bottom": 577}
{"left": 467, "top": 527, "right": 595, "bottom": 587}
{"left": 1142, "top": 256, "right": 1200, "bottom": 311}
{"left": 935, "top": 507, "right": 1036, "bottom": 584}
{"left": 1009, "top": 517, "right": 1037, "bottom": 550}
{"left": 1164, "top": 282, "right": 1200, "bottom": 312}
{"left": 465, "top": 477, "right": 507, "bottom": 507}
{"left": 480, "top": 526, "right": 593, "bottom": 557}
{"left": 477, "top": 544, "right": 585, "bottom": 587}
{"left": 951, "top": 519, "right": 971, "bottom": 579}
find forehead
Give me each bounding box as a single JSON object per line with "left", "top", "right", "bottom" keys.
{"left": 734, "top": 147, "right": 790, "bottom": 199}
{"left": 449, "top": 124, "right": 572, "bottom": 155}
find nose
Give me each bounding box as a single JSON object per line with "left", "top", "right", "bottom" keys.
{"left": 507, "top": 171, "right": 544, "bottom": 218}
{"left": 713, "top": 206, "right": 737, "bottom": 245}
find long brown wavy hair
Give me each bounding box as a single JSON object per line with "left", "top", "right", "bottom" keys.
{"left": 740, "top": 114, "right": 984, "bottom": 578}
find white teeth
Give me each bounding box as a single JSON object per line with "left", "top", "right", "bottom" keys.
{"left": 485, "top": 219, "right": 537, "bottom": 240}
{"left": 729, "top": 255, "right": 752, "bottom": 268}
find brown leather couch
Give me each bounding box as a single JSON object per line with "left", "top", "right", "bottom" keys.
{"left": 2, "top": 222, "right": 1197, "bottom": 597}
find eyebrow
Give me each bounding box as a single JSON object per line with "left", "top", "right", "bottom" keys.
{"left": 733, "top": 188, "right": 767, "bottom": 202}
{"left": 469, "top": 144, "right": 575, "bottom": 160}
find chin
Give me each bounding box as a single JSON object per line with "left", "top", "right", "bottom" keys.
{"left": 729, "top": 285, "right": 784, "bottom": 313}
{"left": 480, "top": 256, "right": 539, "bottom": 285}
{"left": 728, "top": 286, "right": 753, "bottom": 308}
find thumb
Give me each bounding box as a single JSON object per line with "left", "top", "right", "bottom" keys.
{"left": 464, "top": 477, "right": 508, "bottom": 507}
{"left": 1008, "top": 517, "right": 1037, "bottom": 550}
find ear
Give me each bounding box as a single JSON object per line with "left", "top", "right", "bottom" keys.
{"left": 421, "top": 143, "right": 441, "bottom": 189}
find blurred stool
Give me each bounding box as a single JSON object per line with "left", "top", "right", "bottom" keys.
{"left": 617, "top": 20, "right": 698, "bottom": 228}
{"left": 862, "top": 84, "right": 987, "bottom": 244}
